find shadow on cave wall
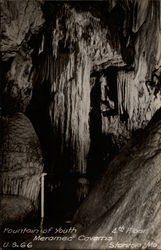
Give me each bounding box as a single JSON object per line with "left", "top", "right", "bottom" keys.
{"left": 87, "top": 67, "right": 120, "bottom": 186}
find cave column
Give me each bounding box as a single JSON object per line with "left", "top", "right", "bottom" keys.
{"left": 50, "top": 48, "right": 91, "bottom": 175}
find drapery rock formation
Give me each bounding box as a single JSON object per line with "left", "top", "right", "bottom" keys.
{"left": 50, "top": 51, "right": 91, "bottom": 174}
{"left": 47, "top": 0, "right": 161, "bottom": 179}
{"left": 0, "top": 0, "right": 161, "bottom": 240}
{"left": 46, "top": 3, "right": 126, "bottom": 176}
{"left": 100, "top": 0, "right": 161, "bottom": 150}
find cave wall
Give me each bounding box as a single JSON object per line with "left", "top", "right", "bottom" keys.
{"left": 0, "top": 0, "right": 44, "bottom": 225}
{"left": 68, "top": 107, "right": 161, "bottom": 250}
{"left": 1, "top": 0, "right": 44, "bottom": 113}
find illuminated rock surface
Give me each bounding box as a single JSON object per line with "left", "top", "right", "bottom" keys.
{"left": 68, "top": 107, "right": 161, "bottom": 249}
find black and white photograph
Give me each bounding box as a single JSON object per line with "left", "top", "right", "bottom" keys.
{"left": 0, "top": 0, "right": 161, "bottom": 249}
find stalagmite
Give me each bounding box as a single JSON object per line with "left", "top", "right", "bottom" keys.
{"left": 76, "top": 177, "right": 89, "bottom": 203}
{"left": 0, "top": 113, "right": 44, "bottom": 224}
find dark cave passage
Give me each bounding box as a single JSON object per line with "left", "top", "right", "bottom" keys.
{"left": 26, "top": 71, "right": 83, "bottom": 226}
{"left": 26, "top": 81, "right": 52, "bottom": 172}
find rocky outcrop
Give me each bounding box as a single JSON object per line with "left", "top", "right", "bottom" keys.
{"left": 67, "top": 107, "right": 161, "bottom": 249}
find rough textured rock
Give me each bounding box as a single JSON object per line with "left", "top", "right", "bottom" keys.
{"left": 133, "top": 0, "right": 161, "bottom": 77}
{"left": 1, "top": 0, "right": 44, "bottom": 113}
{"left": 117, "top": 70, "right": 161, "bottom": 130}
{"left": 0, "top": 113, "right": 43, "bottom": 209}
{"left": 67, "top": 108, "right": 161, "bottom": 249}
{"left": 3, "top": 49, "right": 33, "bottom": 113}
{"left": 0, "top": 0, "right": 44, "bottom": 60}
{"left": 0, "top": 195, "right": 34, "bottom": 228}
{"left": 0, "top": 0, "right": 45, "bottom": 226}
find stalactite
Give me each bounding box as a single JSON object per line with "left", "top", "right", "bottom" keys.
{"left": 50, "top": 4, "right": 126, "bottom": 176}
{"left": 117, "top": 64, "right": 161, "bottom": 130}
{"left": 133, "top": 0, "right": 161, "bottom": 79}
{"left": 0, "top": 175, "right": 41, "bottom": 206}
{"left": 52, "top": 4, "right": 124, "bottom": 67}
{"left": 39, "top": 34, "right": 45, "bottom": 54}
{"left": 101, "top": 60, "right": 161, "bottom": 148}
{"left": 50, "top": 50, "right": 91, "bottom": 174}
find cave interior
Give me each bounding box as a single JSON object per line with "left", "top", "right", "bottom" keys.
{"left": 1, "top": 0, "right": 161, "bottom": 248}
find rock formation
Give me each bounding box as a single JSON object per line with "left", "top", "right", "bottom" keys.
{"left": 0, "top": 113, "right": 43, "bottom": 225}
{"left": 68, "top": 107, "right": 161, "bottom": 249}
{"left": 0, "top": 0, "right": 44, "bottom": 226}
{"left": 0, "top": 0, "right": 161, "bottom": 243}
